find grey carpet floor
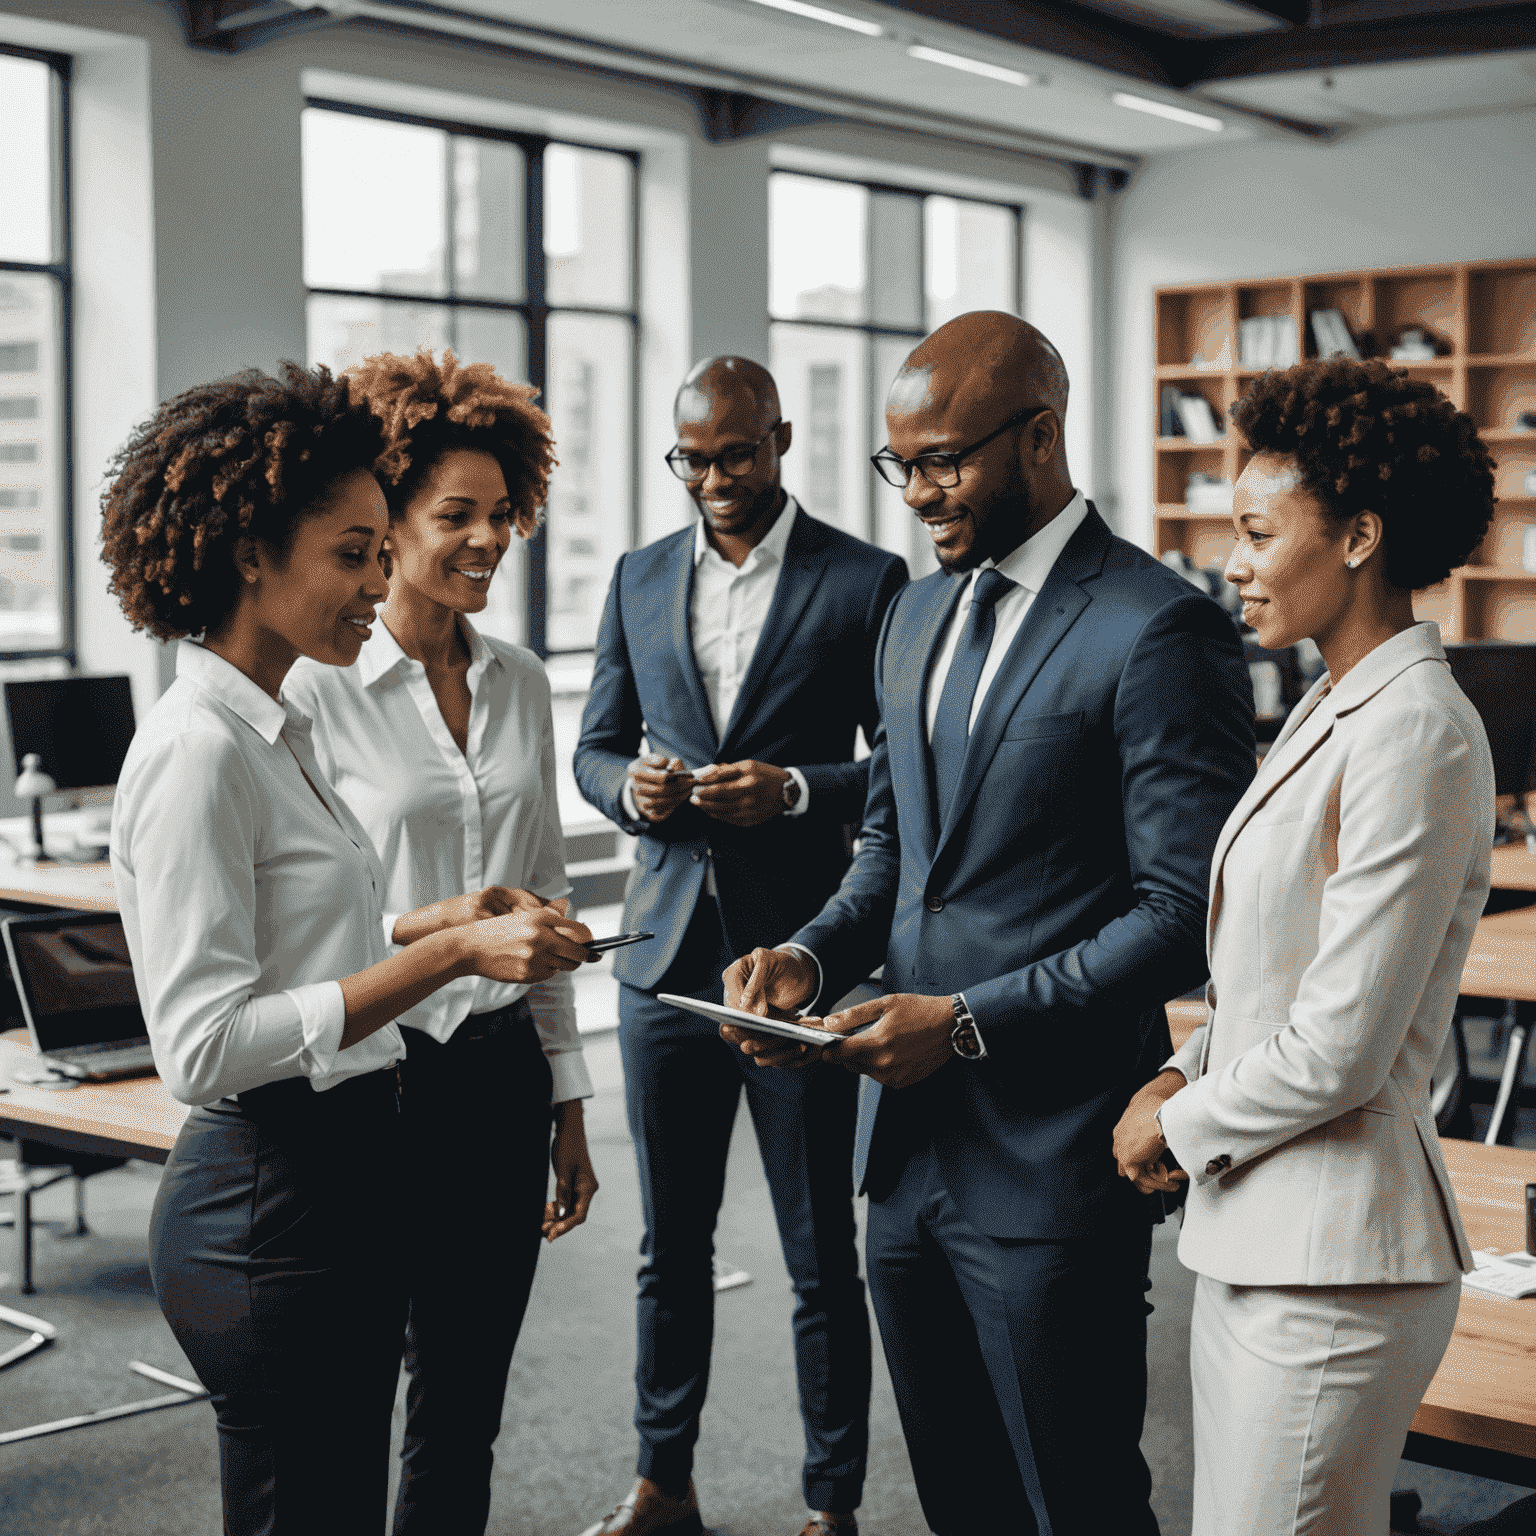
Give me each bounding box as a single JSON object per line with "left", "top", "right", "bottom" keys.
{"left": 0, "top": 1034, "right": 1530, "bottom": 1534}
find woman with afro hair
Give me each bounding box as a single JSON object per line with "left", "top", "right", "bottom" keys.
{"left": 103, "top": 361, "right": 595, "bottom": 1536}
{"left": 1114, "top": 358, "right": 1498, "bottom": 1535}
{"left": 284, "top": 350, "right": 600, "bottom": 1536}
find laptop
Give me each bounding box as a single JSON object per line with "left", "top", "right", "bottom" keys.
{"left": 2, "top": 910, "right": 158, "bottom": 1081}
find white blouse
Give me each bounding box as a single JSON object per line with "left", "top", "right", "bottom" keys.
{"left": 285, "top": 617, "right": 592, "bottom": 1103}
{"left": 110, "top": 641, "right": 404, "bottom": 1106}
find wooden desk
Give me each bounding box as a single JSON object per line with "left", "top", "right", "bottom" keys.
{"left": 1407, "top": 1140, "right": 1536, "bottom": 1487}
{"left": 1491, "top": 843, "right": 1536, "bottom": 893}
{"left": 0, "top": 1029, "right": 184, "bottom": 1165}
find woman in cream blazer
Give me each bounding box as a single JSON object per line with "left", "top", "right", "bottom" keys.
{"left": 1115, "top": 358, "right": 1498, "bottom": 1536}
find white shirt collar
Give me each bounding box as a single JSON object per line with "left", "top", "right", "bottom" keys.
{"left": 177, "top": 639, "right": 291, "bottom": 746}
{"left": 354, "top": 611, "right": 499, "bottom": 688}
{"left": 692, "top": 493, "right": 801, "bottom": 570}
{"left": 974, "top": 489, "right": 1090, "bottom": 596}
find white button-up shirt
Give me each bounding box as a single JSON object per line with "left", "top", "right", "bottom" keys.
{"left": 110, "top": 641, "right": 405, "bottom": 1106}
{"left": 286, "top": 617, "right": 592, "bottom": 1103}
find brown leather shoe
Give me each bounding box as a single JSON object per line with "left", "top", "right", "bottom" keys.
{"left": 800, "top": 1515, "right": 858, "bottom": 1536}
{"left": 579, "top": 1478, "right": 704, "bottom": 1536}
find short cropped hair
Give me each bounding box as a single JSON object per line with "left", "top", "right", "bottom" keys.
{"left": 343, "top": 350, "right": 555, "bottom": 537}
{"left": 100, "top": 362, "right": 384, "bottom": 641}
{"left": 1230, "top": 358, "right": 1496, "bottom": 591}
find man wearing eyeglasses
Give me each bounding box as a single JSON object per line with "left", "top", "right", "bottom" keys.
{"left": 574, "top": 356, "right": 907, "bottom": 1536}
{"left": 720, "top": 313, "right": 1255, "bottom": 1536}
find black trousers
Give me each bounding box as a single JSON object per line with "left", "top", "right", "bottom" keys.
{"left": 149, "top": 1069, "right": 407, "bottom": 1536}
{"left": 618, "top": 898, "right": 871, "bottom": 1513}
{"left": 392, "top": 1001, "right": 554, "bottom": 1536}
{"left": 866, "top": 1141, "right": 1159, "bottom": 1536}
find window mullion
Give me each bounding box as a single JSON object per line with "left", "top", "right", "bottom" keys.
{"left": 526, "top": 141, "right": 548, "bottom": 659}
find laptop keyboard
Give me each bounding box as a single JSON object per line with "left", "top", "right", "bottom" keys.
{"left": 46, "top": 1040, "right": 158, "bottom": 1079}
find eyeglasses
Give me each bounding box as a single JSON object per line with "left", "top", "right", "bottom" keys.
{"left": 665, "top": 421, "right": 783, "bottom": 483}
{"left": 870, "top": 407, "right": 1050, "bottom": 490}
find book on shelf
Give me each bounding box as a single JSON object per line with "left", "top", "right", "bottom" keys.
{"left": 1186, "top": 472, "right": 1234, "bottom": 514}
{"left": 1310, "top": 308, "right": 1360, "bottom": 360}
{"left": 1239, "top": 314, "right": 1299, "bottom": 367}
{"left": 1159, "top": 385, "right": 1185, "bottom": 437}
{"left": 1174, "top": 393, "right": 1222, "bottom": 444}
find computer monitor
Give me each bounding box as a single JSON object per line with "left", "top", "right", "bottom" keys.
{"left": 1, "top": 910, "right": 145, "bottom": 1056}
{"left": 1443, "top": 642, "right": 1536, "bottom": 798}
{"left": 3, "top": 675, "right": 136, "bottom": 791}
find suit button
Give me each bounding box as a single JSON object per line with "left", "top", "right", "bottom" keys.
{"left": 691, "top": 850, "right": 702, "bottom": 862}
{"left": 926, "top": 896, "right": 944, "bottom": 912}
{"left": 1205, "top": 1154, "right": 1232, "bottom": 1177}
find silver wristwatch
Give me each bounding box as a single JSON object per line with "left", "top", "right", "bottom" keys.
{"left": 950, "top": 994, "right": 982, "bottom": 1060}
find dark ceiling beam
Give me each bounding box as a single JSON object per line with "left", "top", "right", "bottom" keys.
{"left": 691, "top": 90, "right": 835, "bottom": 142}
{"left": 179, "top": 0, "right": 342, "bottom": 51}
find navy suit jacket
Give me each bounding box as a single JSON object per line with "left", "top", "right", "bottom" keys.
{"left": 574, "top": 505, "right": 908, "bottom": 993}
{"left": 791, "top": 504, "right": 1255, "bottom": 1240}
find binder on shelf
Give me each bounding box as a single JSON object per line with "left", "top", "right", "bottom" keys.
{"left": 1310, "top": 309, "right": 1360, "bottom": 360}
{"left": 1160, "top": 385, "right": 1185, "bottom": 437}
{"left": 1174, "top": 393, "right": 1222, "bottom": 445}
{"left": 1239, "top": 315, "right": 1299, "bottom": 368}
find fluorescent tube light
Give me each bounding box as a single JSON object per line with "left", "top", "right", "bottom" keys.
{"left": 1111, "top": 91, "right": 1224, "bottom": 132}
{"left": 743, "top": 0, "right": 885, "bottom": 35}
{"left": 907, "top": 45, "right": 1033, "bottom": 86}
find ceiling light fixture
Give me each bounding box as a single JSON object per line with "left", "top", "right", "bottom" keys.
{"left": 1111, "top": 91, "right": 1224, "bottom": 131}
{"left": 742, "top": 0, "right": 885, "bottom": 36}
{"left": 907, "top": 44, "right": 1033, "bottom": 87}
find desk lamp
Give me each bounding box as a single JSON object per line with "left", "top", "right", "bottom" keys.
{"left": 14, "top": 752, "right": 55, "bottom": 863}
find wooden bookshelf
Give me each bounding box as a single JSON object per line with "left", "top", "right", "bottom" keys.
{"left": 1152, "top": 257, "right": 1536, "bottom": 640}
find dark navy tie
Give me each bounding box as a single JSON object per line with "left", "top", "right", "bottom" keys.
{"left": 931, "top": 567, "right": 1016, "bottom": 825}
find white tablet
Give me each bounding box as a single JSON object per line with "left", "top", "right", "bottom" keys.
{"left": 657, "top": 993, "right": 854, "bottom": 1048}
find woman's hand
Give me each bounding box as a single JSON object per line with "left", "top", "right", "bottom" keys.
{"left": 392, "top": 886, "right": 547, "bottom": 946}
{"left": 1113, "top": 1069, "right": 1191, "bottom": 1196}
{"left": 544, "top": 1100, "right": 598, "bottom": 1241}
{"left": 460, "top": 901, "right": 594, "bottom": 985}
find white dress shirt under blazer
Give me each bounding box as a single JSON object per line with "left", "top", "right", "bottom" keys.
{"left": 286, "top": 616, "right": 592, "bottom": 1103}
{"left": 111, "top": 641, "right": 405, "bottom": 1106}
{"left": 1161, "top": 621, "right": 1490, "bottom": 1285}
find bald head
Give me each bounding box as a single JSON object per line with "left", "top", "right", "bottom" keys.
{"left": 675, "top": 356, "right": 781, "bottom": 434}
{"left": 889, "top": 312, "right": 1068, "bottom": 437}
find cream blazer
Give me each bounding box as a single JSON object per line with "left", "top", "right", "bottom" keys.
{"left": 1160, "top": 622, "right": 1490, "bottom": 1286}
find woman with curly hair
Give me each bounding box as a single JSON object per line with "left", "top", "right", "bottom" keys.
{"left": 283, "top": 349, "right": 599, "bottom": 1536}
{"left": 104, "top": 362, "right": 594, "bottom": 1536}
{"left": 1113, "top": 357, "right": 1498, "bottom": 1536}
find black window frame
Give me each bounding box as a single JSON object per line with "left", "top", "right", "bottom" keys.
{"left": 767, "top": 168, "right": 1024, "bottom": 548}
{"left": 0, "top": 43, "right": 75, "bottom": 667}
{"left": 303, "top": 96, "right": 642, "bottom": 659}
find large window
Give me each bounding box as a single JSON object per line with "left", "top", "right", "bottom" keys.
{"left": 303, "top": 102, "right": 639, "bottom": 656}
{"left": 0, "top": 48, "right": 72, "bottom": 661}
{"left": 769, "top": 171, "right": 1021, "bottom": 572}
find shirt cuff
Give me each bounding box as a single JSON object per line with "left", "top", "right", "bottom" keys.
{"left": 548, "top": 1048, "right": 595, "bottom": 1104}
{"left": 382, "top": 911, "right": 404, "bottom": 951}
{"left": 292, "top": 979, "right": 347, "bottom": 1080}
{"left": 783, "top": 767, "right": 810, "bottom": 817}
{"left": 780, "top": 943, "right": 823, "bottom": 1014}
{"left": 621, "top": 778, "right": 641, "bottom": 823}
{"left": 957, "top": 990, "right": 989, "bottom": 1059}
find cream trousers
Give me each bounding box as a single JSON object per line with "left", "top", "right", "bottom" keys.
{"left": 1190, "top": 1272, "right": 1461, "bottom": 1536}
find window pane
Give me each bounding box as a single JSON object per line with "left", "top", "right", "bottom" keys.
{"left": 869, "top": 192, "right": 922, "bottom": 330}
{"left": 0, "top": 274, "right": 63, "bottom": 650}
{"left": 303, "top": 109, "right": 447, "bottom": 296}
{"left": 450, "top": 308, "right": 527, "bottom": 382}
{"left": 307, "top": 295, "right": 450, "bottom": 374}
{"left": 544, "top": 146, "right": 632, "bottom": 308}
{"left": 925, "top": 198, "right": 1017, "bottom": 331}
{"left": 871, "top": 335, "right": 938, "bottom": 575}
{"left": 0, "top": 55, "right": 54, "bottom": 265}
{"left": 453, "top": 138, "right": 525, "bottom": 302}
{"left": 770, "top": 174, "right": 867, "bottom": 323}
{"left": 545, "top": 313, "right": 633, "bottom": 652}
{"left": 771, "top": 324, "right": 868, "bottom": 539}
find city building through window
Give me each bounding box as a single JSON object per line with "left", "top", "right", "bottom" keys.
{"left": 0, "top": 46, "right": 73, "bottom": 660}
{"left": 303, "top": 101, "right": 639, "bottom": 656}
{"left": 769, "top": 170, "right": 1021, "bottom": 571}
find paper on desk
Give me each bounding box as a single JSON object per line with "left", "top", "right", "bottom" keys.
{"left": 1463, "top": 1249, "right": 1536, "bottom": 1299}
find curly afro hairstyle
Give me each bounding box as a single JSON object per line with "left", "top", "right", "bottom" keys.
{"left": 100, "top": 362, "right": 385, "bottom": 642}
{"left": 1230, "top": 358, "right": 1496, "bottom": 591}
{"left": 342, "top": 350, "right": 555, "bottom": 536}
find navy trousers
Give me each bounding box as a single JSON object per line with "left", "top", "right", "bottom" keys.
{"left": 618, "top": 897, "right": 871, "bottom": 1512}
{"left": 866, "top": 1141, "right": 1159, "bottom": 1536}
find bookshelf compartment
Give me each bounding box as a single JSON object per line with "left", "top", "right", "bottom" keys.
{"left": 1157, "top": 288, "right": 1233, "bottom": 369}
{"left": 1413, "top": 580, "right": 1461, "bottom": 641}
{"left": 1477, "top": 514, "right": 1536, "bottom": 571}
{"left": 1156, "top": 445, "right": 1225, "bottom": 506}
{"left": 1494, "top": 443, "right": 1536, "bottom": 503}
{"left": 1303, "top": 280, "right": 1370, "bottom": 357}
{"left": 1468, "top": 578, "right": 1536, "bottom": 642}
{"left": 1469, "top": 364, "right": 1536, "bottom": 433}
{"left": 1469, "top": 266, "right": 1536, "bottom": 357}
{"left": 1156, "top": 513, "right": 1234, "bottom": 571}
{"left": 1374, "top": 270, "right": 1459, "bottom": 357}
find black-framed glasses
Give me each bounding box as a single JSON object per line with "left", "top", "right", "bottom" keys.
{"left": 665, "top": 421, "right": 784, "bottom": 483}
{"left": 870, "top": 407, "right": 1050, "bottom": 490}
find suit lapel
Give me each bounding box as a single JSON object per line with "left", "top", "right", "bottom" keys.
{"left": 718, "top": 514, "right": 829, "bottom": 756}
{"left": 669, "top": 536, "right": 719, "bottom": 756}
{"left": 897, "top": 575, "right": 968, "bottom": 865}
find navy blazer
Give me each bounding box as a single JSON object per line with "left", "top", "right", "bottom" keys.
{"left": 791, "top": 504, "right": 1256, "bottom": 1240}
{"left": 574, "top": 505, "right": 908, "bottom": 993}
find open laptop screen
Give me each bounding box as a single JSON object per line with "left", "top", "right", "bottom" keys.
{"left": 2, "top": 912, "right": 146, "bottom": 1053}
